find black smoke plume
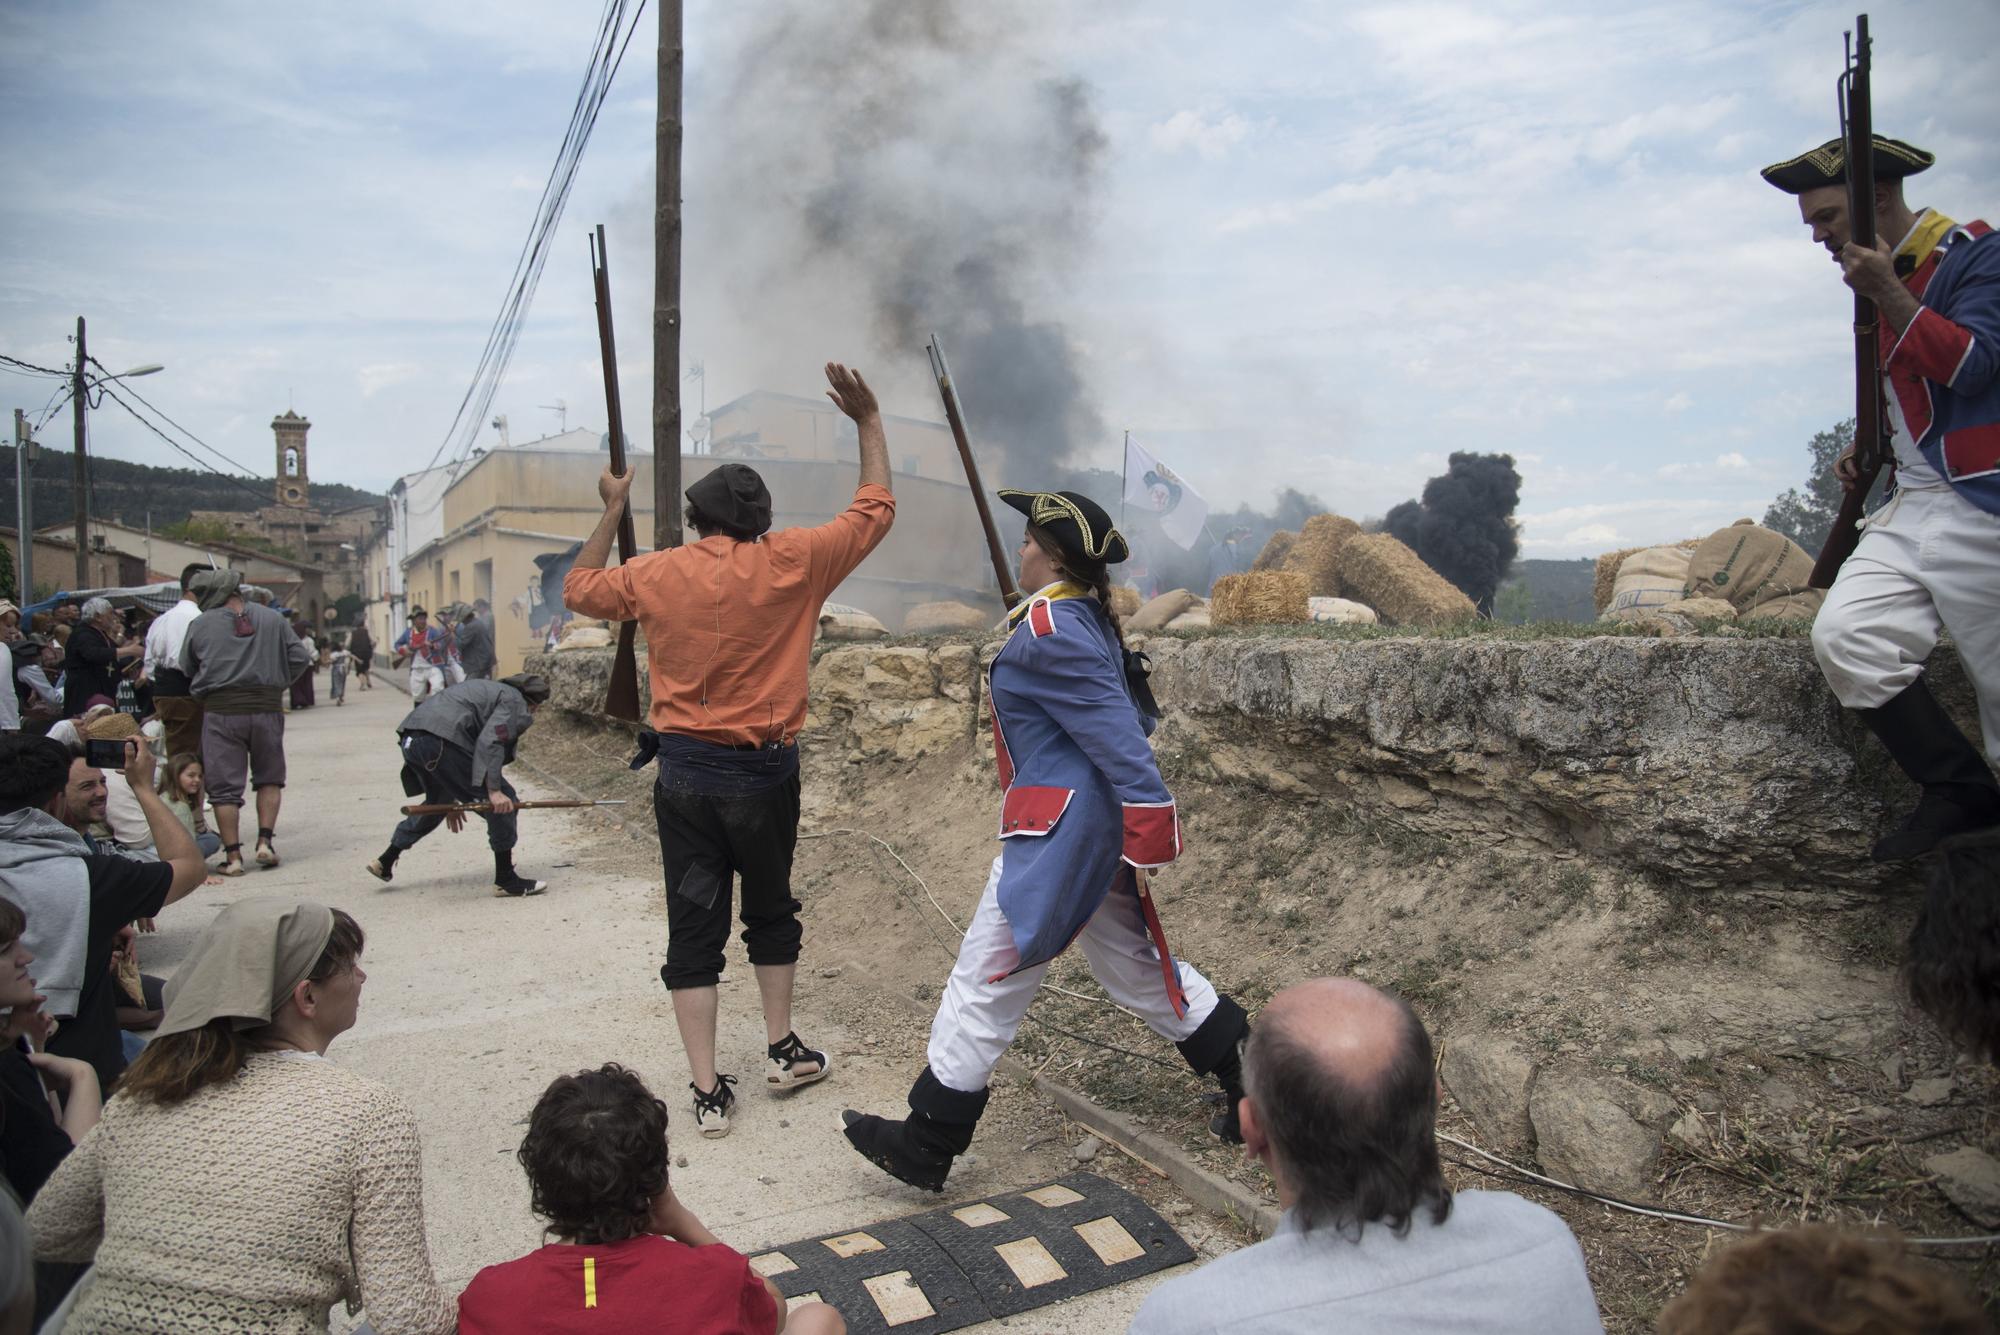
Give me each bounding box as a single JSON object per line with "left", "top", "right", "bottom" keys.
{"left": 686, "top": 2, "right": 1107, "bottom": 479}
{"left": 1384, "top": 453, "right": 1521, "bottom": 614}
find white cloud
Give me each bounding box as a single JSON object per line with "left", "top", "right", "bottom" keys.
{"left": 1562, "top": 523, "right": 1619, "bottom": 546}
{"left": 1715, "top": 450, "right": 1750, "bottom": 471}
{"left": 357, "top": 362, "right": 424, "bottom": 397}
{"left": 1148, "top": 108, "right": 1251, "bottom": 161}
{"left": 1663, "top": 390, "right": 1692, "bottom": 415}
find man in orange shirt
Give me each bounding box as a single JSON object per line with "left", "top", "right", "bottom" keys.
{"left": 565, "top": 363, "right": 894, "bottom": 1137}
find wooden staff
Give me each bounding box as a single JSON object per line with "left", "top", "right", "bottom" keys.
{"left": 591, "top": 224, "right": 645, "bottom": 721}
{"left": 400, "top": 799, "right": 629, "bottom": 816}
{"left": 927, "top": 334, "right": 1022, "bottom": 609}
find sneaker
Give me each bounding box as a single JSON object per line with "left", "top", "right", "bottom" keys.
{"left": 692, "top": 1075, "right": 739, "bottom": 1139}
{"left": 767, "top": 1032, "right": 831, "bottom": 1091}
{"left": 493, "top": 874, "right": 548, "bottom": 898}
{"left": 365, "top": 859, "right": 395, "bottom": 884}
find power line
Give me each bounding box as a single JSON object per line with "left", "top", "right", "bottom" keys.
{"left": 94, "top": 384, "right": 278, "bottom": 508}
{"left": 0, "top": 352, "right": 68, "bottom": 379}
{"left": 88, "top": 359, "right": 263, "bottom": 477}
{"left": 420, "top": 0, "right": 649, "bottom": 480}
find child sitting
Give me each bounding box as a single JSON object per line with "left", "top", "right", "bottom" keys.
{"left": 459, "top": 1064, "right": 844, "bottom": 1335}
{"left": 156, "top": 753, "right": 221, "bottom": 862}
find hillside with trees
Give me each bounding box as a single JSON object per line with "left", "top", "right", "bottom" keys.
{"left": 0, "top": 444, "right": 384, "bottom": 533}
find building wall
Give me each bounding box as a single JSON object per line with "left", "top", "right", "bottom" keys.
{"left": 708, "top": 392, "right": 957, "bottom": 481}
{"left": 34, "top": 521, "right": 325, "bottom": 619}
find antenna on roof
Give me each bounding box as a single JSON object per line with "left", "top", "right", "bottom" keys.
{"left": 539, "top": 399, "right": 568, "bottom": 433}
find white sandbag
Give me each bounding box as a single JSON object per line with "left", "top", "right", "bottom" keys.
{"left": 1604, "top": 547, "right": 1694, "bottom": 621}
{"left": 1308, "top": 596, "right": 1378, "bottom": 625}
{"left": 819, "top": 602, "right": 889, "bottom": 642}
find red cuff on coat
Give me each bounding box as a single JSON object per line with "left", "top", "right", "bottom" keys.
{"left": 1121, "top": 801, "right": 1181, "bottom": 868}
{"left": 1887, "top": 307, "right": 1976, "bottom": 387}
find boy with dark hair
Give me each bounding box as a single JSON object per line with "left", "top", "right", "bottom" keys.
{"left": 457, "top": 1063, "right": 843, "bottom": 1334}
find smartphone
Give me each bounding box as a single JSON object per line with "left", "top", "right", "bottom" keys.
{"left": 84, "top": 739, "right": 130, "bottom": 769}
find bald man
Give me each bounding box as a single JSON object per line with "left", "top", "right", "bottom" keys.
{"left": 1131, "top": 979, "right": 1601, "bottom": 1335}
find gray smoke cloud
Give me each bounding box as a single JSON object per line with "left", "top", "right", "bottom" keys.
{"left": 669, "top": 0, "right": 1108, "bottom": 479}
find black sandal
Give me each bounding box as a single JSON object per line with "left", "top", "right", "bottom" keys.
{"left": 767, "top": 1032, "right": 831, "bottom": 1090}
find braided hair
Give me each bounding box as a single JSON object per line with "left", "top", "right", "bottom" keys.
{"left": 1025, "top": 526, "right": 1126, "bottom": 648}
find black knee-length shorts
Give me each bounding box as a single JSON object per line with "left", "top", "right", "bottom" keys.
{"left": 654, "top": 772, "right": 803, "bottom": 990}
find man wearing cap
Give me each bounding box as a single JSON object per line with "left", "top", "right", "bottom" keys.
{"left": 366, "top": 673, "right": 551, "bottom": 897}
{"left": 1763, "top": 136, "right": 2000, "bottom": 859}
{"left": 564, "top": 363, "right": 894, "bottom": 1137}
{"left": 392, "top": 607, "right": 456, "bottom": 702}
{"left": 143, "top": 563, "right": 209, "bottom": 760}
{"left": 178, "top": 570, "right": 314, "bottom": 877}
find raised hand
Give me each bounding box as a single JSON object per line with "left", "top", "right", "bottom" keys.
{"left": 824, "top": 363, "right": 880, "bottom": 424}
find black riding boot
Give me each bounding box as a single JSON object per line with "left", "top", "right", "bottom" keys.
{"left": 842, "top": 1068, "right": 988, "bottom": 1194}
{"left": 1176, "top": 995, "right": 1251, "bottom": 1144}
{"left": 1858, "top": 679, "right": 2000, "bottom": 862}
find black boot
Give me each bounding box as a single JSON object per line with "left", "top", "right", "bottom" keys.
{"left": 1176, "top": 995, "right": 1250, "bottom": 1144}
{"left": 1859, "top": 680, "right": 2000, "bottom": 862}
{"left": 841, "top": 1068, "right": 987, "bottom": 1193}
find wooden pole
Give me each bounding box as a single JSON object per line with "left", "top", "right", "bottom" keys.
{"left": 653, "top": 0, "right": 683, "bottom": 552}
{"left": 72, "top": 316, "right": 89, "bottom": 589}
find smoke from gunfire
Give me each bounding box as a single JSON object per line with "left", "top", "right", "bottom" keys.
{"left": 1384, "top": 452, "right": 1522, "bottom": 615}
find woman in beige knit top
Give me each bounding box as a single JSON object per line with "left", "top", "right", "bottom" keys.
{"left": 27, "top": 899, "right": 456, "bottom": 1334}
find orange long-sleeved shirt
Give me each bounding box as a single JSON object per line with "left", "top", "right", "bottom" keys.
{"left": 563, "top": 485, "right": 895, "bottom": 745}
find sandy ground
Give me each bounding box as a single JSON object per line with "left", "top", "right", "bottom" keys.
{"left": 130, "top": 669, "right": 1238, "bottom": 1332}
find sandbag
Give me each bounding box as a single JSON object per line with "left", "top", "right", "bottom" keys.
{"left": 1740, "top": 589, "right": 1827, "bottom": 623}
{"left": 1127, "top": 588, "right": 1197, "bottom": 633}
{"left": 1251, "top": 531, "right": 1297, "bottom": 571}
{"left": 1308, "top": 596, "right": 1378, "bottom": 625}
{"left": 1593, "top": 539, "right": 1697, "bottom": 615}
{"left": 552, "top": 626, "right": 612, "bottom": 651}
{"left": 1684, "top": 522, "right": 1813, "bottom": 611}
{"left": 1109, "top": 586, "right": 1141, "bottom": 618}
{"left": 1603, "top": 547, "right": 1694, "bottom": 620}
{"left": 901, "top": 600, "right": 990, "bottom": 635}
{"left": 1337, "top": 534, "right": 1476, "bottom": 627}
{"left": 1211, "top": 571, "right": 1310, "bottom": 625}
{"left": 818, "top": 603, "right": 888, "bottom": 642}
{"left": 1283, "top": 514, "right": 1362, "bottom": 596}
{"left": 1164, "top": 607, "right": 1211, "bottom": 631}
{"left": 1657, "top": 596, "right": 1737, "bottom": 622}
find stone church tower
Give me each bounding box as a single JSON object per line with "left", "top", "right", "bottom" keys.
{"left": 273, "top": 410, "right": 310, "bottom": 508}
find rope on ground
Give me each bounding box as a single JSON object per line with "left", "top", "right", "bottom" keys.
{"left": 1437, "top": 1132, "right": 2000, "bottom": 1249}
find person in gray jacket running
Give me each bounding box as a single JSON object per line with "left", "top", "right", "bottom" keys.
{"left": 366, "top": 673, "right": 551, "bottom": 897}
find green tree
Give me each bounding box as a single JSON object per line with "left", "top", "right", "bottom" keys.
{"left": 0, "top": 539, "right": 14, "bottom": 602}
{"left": 1762, "top": 418, "right": 1889, "bottom": 552}
{"left": 1492, "top": 580, "right": 1534, "bottom": 624}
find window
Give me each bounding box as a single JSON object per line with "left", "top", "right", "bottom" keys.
{"left": 449, "top": 570, "right": 461, "bottom": 599}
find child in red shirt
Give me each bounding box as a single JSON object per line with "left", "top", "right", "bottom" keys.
{"left": 458, "top": 1064, "right": 844, "bottom": 1335}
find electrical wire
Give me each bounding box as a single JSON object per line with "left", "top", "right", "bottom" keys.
{"left": 94, "top": 385, "right": 280, "bottom": 508}
{"left": 0, "top": 352, "right": 68, "bottom": 379}
{"left": 418, "top": 0, "right": 649, "bottom": 485}
{"left": 87, "top": 359, "right": 263, "bottom": 477}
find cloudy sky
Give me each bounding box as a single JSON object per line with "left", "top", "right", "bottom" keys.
{"left": 3, "top": 0, "right": 1995, "bottom": 557}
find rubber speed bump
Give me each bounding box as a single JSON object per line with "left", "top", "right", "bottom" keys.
{"left": 760, "top": 1172, "right": 1193, "bottom": 1334}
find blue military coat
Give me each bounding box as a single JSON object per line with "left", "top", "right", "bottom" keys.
{"left": 988, "top": 584, "right": 1185, "bottom": 1006}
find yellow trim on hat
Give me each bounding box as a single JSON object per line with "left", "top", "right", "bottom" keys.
{"left": 997, "top": 490, "right": 1126, "bottom": 562}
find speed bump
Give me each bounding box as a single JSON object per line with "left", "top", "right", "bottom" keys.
{"left": 759, "top": 1172, "right": 1193, "bottom": 1334}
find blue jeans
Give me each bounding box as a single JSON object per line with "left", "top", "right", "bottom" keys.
{"left": 196, "top": 831, "right": 222, "bottom": 859}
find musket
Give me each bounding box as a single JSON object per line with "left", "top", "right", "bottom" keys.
{"left": 1809, "top": 13, "right": 1883, "bottom": 590}
{"left": 926, "top": 335, "right": 1022, "bottom": 610}
{"left": 590, "top": 224, "right": 645, "bottom": 720}
{"left": 400, "top": 799, "right": 629, "bottom": 816}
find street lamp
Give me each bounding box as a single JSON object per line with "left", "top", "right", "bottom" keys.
{"left": 67, "top": 311, "right": 164, "bottom": 588}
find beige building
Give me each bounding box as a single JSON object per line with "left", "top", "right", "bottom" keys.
{"left": 399, "top": 422, "right": 1001, "bottom": 677}
{"left": 186, "top": 411, "right": 381, "bottom": 601}
{"left": 3, "top": 529, "right": 146, "bottom": 601}
{"left": 32, "top": 519, "right": 328, "bottom": 621}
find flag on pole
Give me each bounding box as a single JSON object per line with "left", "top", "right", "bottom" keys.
{"left": 1123, "top": 436, "right": 1209, "bottom": 550}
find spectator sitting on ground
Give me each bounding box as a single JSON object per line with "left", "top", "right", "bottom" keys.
{"left": 157, "top": 752, "right": 223, "bottom": 864}
{"left": 26, "top": 898, "right": 456, "bottom": 1333}
{"left": 1903, "top": 828, "right": 2000, "bottom": 1063}
{"left": 0, "top": 734, "right": 205, "bottom": 1092}
{"left": 1656, "top": 1223, "right": 1986, "bottom": 1334}
{"left": 458, "top": 1063, "right": 844, "bottom": 1335}
{"left": 1130, "top": 977, "right": 1603, "bottom": 1335}
{"left": 0, "top": 895, "right": 102, "bottom": 1203}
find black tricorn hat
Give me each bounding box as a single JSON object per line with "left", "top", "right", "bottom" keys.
{"left": 999, "top": 489, "right": 1130, "bottom": 567}
{"left": 1760, "top": 135, "right": 1934, "bottom": 194}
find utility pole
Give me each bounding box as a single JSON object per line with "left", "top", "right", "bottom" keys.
{"left": 71, "top": 315, "right": 90, "bottom": 589}
{"left": 13, "top": 410, "right": 33, "bottom": 604}
{"left": 653, "top": 0, "right": 683, "bottom": 551}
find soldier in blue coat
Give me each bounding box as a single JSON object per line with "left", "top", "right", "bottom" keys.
{"left": 842, "top": 489, "right": 1250, "bottom": 1192}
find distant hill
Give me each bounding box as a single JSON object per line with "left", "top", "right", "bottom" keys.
{"left": 1495, "top": 557, "right": 1597, "bottom": 623}
{"left": 0, "top": 445, "right": 384, "bottom": 533}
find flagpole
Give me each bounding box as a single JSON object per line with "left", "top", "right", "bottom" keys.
{"left": 1120, "top": 429, "right": 1130, "bottom": 530}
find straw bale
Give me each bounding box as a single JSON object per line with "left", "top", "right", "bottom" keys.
{"left": 1251, "top": 531, "right": 1298, "bottom": 571}
{"left": 902, "top": 600, "right": 991, "bottom": 635}
{"left": 1338, "top": 534, "right": 1477, "bottom": 627}
{"left": 1211, "top": 572, "right": 1310, "bottom": 626}
{"left": 1283, "top": 513, "right": 1362, "bottom": 596}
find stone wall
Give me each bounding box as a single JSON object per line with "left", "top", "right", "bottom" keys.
{"left": 530, "top": 633, "right": 1979, "bottom": 895}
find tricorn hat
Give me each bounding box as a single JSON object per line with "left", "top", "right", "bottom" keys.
{"left": 999, "top": 489, "right": 1130, "bottom": 567}
{"left": 1760, "top": 135, "right": 1934, "bottom": 194}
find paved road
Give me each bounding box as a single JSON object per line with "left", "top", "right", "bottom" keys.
{"left": 130, "top": 670, "right": 1222, "bottom": 1332}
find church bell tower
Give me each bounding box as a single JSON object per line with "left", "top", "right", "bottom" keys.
{"left": 273, "top": 410, "right": 310, "bottom": 508}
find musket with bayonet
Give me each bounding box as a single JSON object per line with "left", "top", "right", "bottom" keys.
{"left": 927, "top": 335, "right": 1022, "bottom": 611}
{"left": 1809, "top": 13, "right": 1883, "bottom": 589}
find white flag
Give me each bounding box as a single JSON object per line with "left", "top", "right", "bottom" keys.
{"left": 1123, "top": 436, "right": 1209, "bottom": 550}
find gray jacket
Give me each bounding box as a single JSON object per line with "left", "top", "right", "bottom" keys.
{"left": 398, "top": 679, "right": 535, "bottom": 789}
{"left": 455, "top": 615, "right": 496, "bottom": 677}
{"left": 179, "top": 602, "right": 314, "bottom": 700}
{"left": 0, "top": 809, "right": 93, "bottom": 1018}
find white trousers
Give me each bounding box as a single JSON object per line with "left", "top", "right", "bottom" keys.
{"left": 927, "top": 855, "right": 1219, "bottom": 1094}
{"left": 1812, "top": 484, "right": 2000, "bottom": 761}
{"left": 409, "top": 664, "right": 446, "bottom": 701}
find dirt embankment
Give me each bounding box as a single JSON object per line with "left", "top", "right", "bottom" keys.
{"left": 521, "top": 636, "right": 1998, "bottom": 1330}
